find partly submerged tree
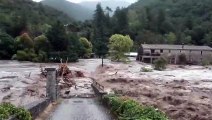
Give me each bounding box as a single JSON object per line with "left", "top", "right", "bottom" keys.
{"left": 109, "top": 34, "right": 133, "bottom": 62}
{"left": 79, "top": 37, "right": 93, "bottom": 58}
{"left": 34, "top": 35, "right": 50, "bottom": 53}
{"left": 16, "top": 33, "right": 34, "bottom": 50}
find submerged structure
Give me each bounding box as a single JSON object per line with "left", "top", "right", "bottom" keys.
{"left": 137, "top": 44, "right": 212, "bottom": 64}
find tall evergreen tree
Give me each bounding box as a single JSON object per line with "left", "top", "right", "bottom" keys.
{"left": 93, "top": 4, "right": 108, "bottom": 57}
{"left": 46, "top": 21, "right": 68, "bottom": 51}
{"left": 113, "top": 7, "right": 129, "bottom": 34}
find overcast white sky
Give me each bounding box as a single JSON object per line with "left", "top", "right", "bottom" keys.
{"left": 33, "top": 0, "right": 137, "bottom": 3}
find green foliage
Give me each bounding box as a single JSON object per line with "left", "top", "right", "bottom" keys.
{"left": 0, "top": 103, "right": 32, "bottom": 120}
{"left": 93, "top": 4, "right": 110, "bottom": 57}
{"left": 16, "top": 33, "right": 34, "bottom": 49}
{"left": 79, "top": 37, "right": 93, "bottom": 58}
{"left": 103, "top": 95, "right": 168, "bottom": 120}
{"left": 34, "top": 35, "right": 50, "bottom": 52}
{"left": 153, "top": 57, "right": 168, "bottom": 71}
{"left": 164, "top": 32, "right": 176, "bottom": 44}
{"left": 15, "top": 49, "right": 47, "bottom": 62}
{"left": 109, "top": 34, "right": 133, "bottom": 62}
{"left": 0, "top": 0, "right": 71, "bottom": 37}
{"left": 121, "top": 0, "right": 212, "bottom": 49}
{"left": 0, "top": 32, "right": 15, "bottom": 59}
{"left": 15, "top": 49, "right": 37, "bottom": 61}
{"left": 178, "top": 53, "right": 187, "bottom": 65}
{"left": 46, "top": 21, "right": 68, "bottom": 51}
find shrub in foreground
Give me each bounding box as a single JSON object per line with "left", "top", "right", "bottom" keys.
{"left": 0, "top": 103, "right": 32, "bottom": 120}
{"left": 103, "top": 95, "right": 168, "bottom": 120}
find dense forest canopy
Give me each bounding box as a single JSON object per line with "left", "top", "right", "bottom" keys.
{"left": 127, "top": 0, "right": 212, "bottom": 47}
{"left": 0, "top": 0, "right": 72, "bottom": 37}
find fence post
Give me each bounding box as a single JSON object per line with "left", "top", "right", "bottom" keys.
{"left": 45, "top": 68, "right": 57, "bottom": 102}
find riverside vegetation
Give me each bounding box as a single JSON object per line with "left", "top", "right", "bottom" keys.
{"left": 103, "top": 95, "right": 168, "bottom": 120}
{"left": 0, "top": 103, "right": 31, "bottom": 120}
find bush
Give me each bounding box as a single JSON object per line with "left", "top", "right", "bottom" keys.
{"left": 0, "top": 103, "right": 32, "bottom": 120}
{"left": 16, "top": 50, "right": 28, "bottom": 61}
{"left": 103, "top": 95, "right": 168, "bottom": 120}
{"left": 178, "top": 53, "right": 187, "bottom": 65}
{"left": 15, "top": 49, "right": 47, "bottom": 62}
{"left": 16, "top": 49, "right": 37, "bottom": 61}
{"left": 153, "top": 57, "right": 167, "bottom": 71}
{"left": 201, "top": 60, "right": 210, "bottom": 66}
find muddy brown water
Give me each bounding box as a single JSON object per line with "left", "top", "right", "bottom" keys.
{"left": 0, "top": 59, "right": 115, "bottom": 120}
{"left": 48, "top": 98, "right": 115, "bottom": 120}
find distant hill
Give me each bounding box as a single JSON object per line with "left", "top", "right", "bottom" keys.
{"left": 0, "top": 0, "right": 72, "bottom": 23}
{"left": 79, "top": 0, "right": 131, "bottom": 14}
{"left": 41, "top": 0, "right": 93, "bottom": 21}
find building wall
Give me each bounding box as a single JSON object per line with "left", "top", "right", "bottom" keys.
{"left": 140, "top": 48, "right": 212, "bottom": 64}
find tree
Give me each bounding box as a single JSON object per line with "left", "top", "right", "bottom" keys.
{"left": 0, "top": 32, "right": 15, "bottom": 59}
{"left": 154, "top": 57, "right": 167, "bottom": 71}
{"left": 109, "top": 34, "right": 133, "bottom": 62}
{"left": 112, "top": 7, "right": 129, "bottom": 34}
{"left": 164, "top": 32, "right": 176, "bottom": 44}
{"left": 79, "top": 37, "right": 93, "bottom": 58}
{"left": 203, "top": 32, "right": 212, "bottom": 47}
{"left": 46, "top": 21, "right": 68, "bottom": 51}
{"left": 34, "top": 35, "right": 50, "bottom": 53}
{"left": 16, "top": 33, "right": 34, "bottom": 49}
{"left": 92, "top": 4, "right": 108, "bottom": 57}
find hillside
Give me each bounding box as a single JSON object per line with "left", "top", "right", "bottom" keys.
{"left": 0, "top": 0, "right": 72, "bottom": 37}
{"left": 126, "top": 0, "right": 212, "bottom": 47}
{"left": 41, "top": 0, "right": 93, "bottom": 21}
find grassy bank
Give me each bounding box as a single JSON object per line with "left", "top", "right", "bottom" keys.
{"left": 103, "top": 95, "right": 168, "bottom": 120}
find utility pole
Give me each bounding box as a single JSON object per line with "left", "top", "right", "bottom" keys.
{"left": 102, "top": 56, "right": 104, "bottom": 67}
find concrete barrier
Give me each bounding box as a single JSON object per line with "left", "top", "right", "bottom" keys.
{"left": 8, "top": 99, "right": 50, "bottom": 120}
{"left": 24, "top": 99, "right": 50, "bottom": 119}
{"left": 91, "top": 79, "right": 107, "bottom": 98}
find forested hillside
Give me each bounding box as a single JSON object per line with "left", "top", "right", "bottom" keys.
{"left": 0, "top": 0, "right": 72, "bottom": 37}
{"left": 42, "top": 0, "right": 93, "bottom": 21}
{"left": 127, "top": 0, "right": 212, "bottom": 47}
{"left": 0, "top": 0, "right": 85, "bottom": 62}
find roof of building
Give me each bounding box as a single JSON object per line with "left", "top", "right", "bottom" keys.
{"left": 141, "top": 44, "right": 212, "bottom": 51}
